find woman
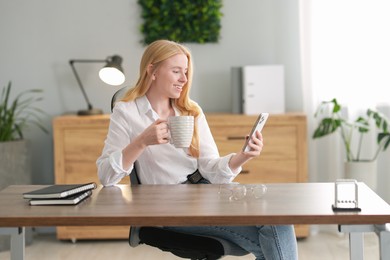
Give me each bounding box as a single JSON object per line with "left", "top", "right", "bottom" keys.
{"left": 97, "top": 39, "right": 298, "bottom": 259}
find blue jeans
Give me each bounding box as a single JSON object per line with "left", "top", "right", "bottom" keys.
{"left": 163, "top": 225, "right": 298, "bottom": 260}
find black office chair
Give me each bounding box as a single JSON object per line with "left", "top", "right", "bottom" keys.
{"left": 111, "top": 88, "right": 250, "bottom": 259}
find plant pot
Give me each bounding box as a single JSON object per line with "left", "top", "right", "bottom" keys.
{"left": 0, "top": 140, "right": 33, "bottom": 251}
{"left": 344, "top": 161, "right": 377, "bottom": 191}
{"left": 0, "top": 140, "right": 31, "bottom": 189}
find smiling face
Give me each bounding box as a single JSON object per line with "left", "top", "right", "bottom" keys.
{"left": 149, "top": 53, "right": 188, "bottom": 100}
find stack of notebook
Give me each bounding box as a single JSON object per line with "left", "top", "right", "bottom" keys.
{"left": 23, "top": 182, "right": 97, "bottom": 206}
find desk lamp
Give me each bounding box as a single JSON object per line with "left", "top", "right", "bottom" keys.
{"left": 69, "top": 55, "right": 125, "bottom": 115}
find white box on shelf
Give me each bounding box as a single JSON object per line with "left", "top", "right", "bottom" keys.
{"left": 242, "top": 65, "right": 285, "bottom": 115}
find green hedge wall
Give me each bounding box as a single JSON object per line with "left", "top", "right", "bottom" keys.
{"left": 138, "top": 0, "right": 223, "bottom": 44}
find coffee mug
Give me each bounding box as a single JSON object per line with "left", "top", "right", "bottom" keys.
{"left": 168, "top": 116, "right": 194, "bottom": 148}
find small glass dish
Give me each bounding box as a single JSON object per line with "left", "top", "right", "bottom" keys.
{"left": 218, "top": 183, "right": 267, "bottom": 201}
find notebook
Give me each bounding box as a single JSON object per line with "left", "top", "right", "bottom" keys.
{"left": 23, "top": 182, "right": 97, "bottom": 199}
{"left": 28, "top": 190, "right": 93, "bottom": 206}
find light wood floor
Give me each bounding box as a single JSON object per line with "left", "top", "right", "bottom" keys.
{"left": 0, "top": 229, "right": 379, "bottom": 260}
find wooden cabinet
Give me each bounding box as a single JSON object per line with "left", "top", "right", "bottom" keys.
{"left": 53, "top": 115, "right": 129, "bottom": 241}
{"left": 206, "top": 113, "right": 309, "bottom": 237}
{"left": 53, "top": 113, "right": 309, "bottom": 240}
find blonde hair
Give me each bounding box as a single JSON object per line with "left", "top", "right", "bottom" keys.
{"left": 121, "top": 40, "right": 201, "bottom": 157}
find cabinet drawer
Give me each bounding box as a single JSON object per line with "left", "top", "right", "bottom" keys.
{"left": 63, "top": 129, "right": 107, "bottom": 162}
{"left": 61, "top": 128, "right": 115, "bottom": 184}
{"left": 212, "top": 126, "right": 297, "bottom": 160}
{"left": 62, "top": 128, "right": 128, "bottom": 184}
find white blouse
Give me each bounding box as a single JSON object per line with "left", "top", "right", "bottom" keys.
{"left": 96, "top": 95, "right": 241, "bottom": 186}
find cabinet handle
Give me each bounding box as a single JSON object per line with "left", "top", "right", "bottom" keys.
{"left": 227, "top": 136, "right": 245, "bottom": 140}
{"left": 241, "top": 170, "right": 250, "bottom": 174}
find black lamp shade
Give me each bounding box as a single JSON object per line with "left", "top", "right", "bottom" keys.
{"left": 99, "top": 55, "right": 125, "bottom": 86}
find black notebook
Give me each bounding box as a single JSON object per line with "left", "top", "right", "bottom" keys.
{"left": 23, "top": 182, "right": 97, "bottom": 199}
{"left": 28, "top": 190, "right": 93, "bottom": 206}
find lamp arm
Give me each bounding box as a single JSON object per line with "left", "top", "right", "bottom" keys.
{"left": 68, "top": 56, "right": 123, "bottom": 115}
{"left": 69, "top": 59, "right": 106, "bottom": 110}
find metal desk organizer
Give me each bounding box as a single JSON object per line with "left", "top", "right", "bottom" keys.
{"left": 333, "top": 179, "right": 361, "bottom": 211}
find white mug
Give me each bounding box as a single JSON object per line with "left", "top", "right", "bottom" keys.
{"left": 168, "top": 116, "right": 194, "bottom": 148}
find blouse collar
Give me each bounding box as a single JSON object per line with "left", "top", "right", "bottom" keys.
{"left": 136, "top": 95, "right": 180, "bottom": 120}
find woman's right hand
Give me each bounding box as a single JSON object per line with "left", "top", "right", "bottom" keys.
{"left": 122, "top": 119, "right": 169, "bottom": 171}
{"left": 139, "top": 119, "right": 170, "bottom": 146}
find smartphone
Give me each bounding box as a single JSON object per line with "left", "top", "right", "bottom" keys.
{"left": 242, "top": 113, "right": 269, "bottom": 152}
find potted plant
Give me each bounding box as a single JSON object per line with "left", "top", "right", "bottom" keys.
{"left": 0, "top": 81, "right": 48, "bottom": 181}
{"left": 0, "top": 81, "right": 47, "bottom": 251}
{"left": 0, "top": 81, "right": 47, "bottom": 142}
{"left": 312, "top": 98, "right": 390, "bottom": 189}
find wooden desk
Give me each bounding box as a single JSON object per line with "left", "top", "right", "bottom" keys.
{"left": 1, "top": 183, "right": 389, "bottom": 260}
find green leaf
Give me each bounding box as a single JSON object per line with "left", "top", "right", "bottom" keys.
{"left": 313, "top": 118, "right": 342, "bottom": 138}
{"left": 355, "top": 116, "right": 369, "bottom": 133}
{"left": 330, "top": 98, "right": 341, "bottom": 113}
{"left": 378, "top": 132, "right": 390, "bottom": 151}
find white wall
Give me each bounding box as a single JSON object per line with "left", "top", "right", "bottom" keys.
{"left": 0, "top": 0, "right": 302, "bottom": 184}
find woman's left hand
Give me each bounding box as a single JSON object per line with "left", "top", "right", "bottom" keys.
{"left": 243, "top": 130, "right": 263, "bottom": 157}
{"left": 228, "top": 131, "right": 263, "bottom": 171}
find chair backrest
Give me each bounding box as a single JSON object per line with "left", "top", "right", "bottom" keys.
{"left": 110, "top": 87, "right": 128, "bottom": 112}
{"left": 129, "top": 167, "right": 141, "bottom": 185}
